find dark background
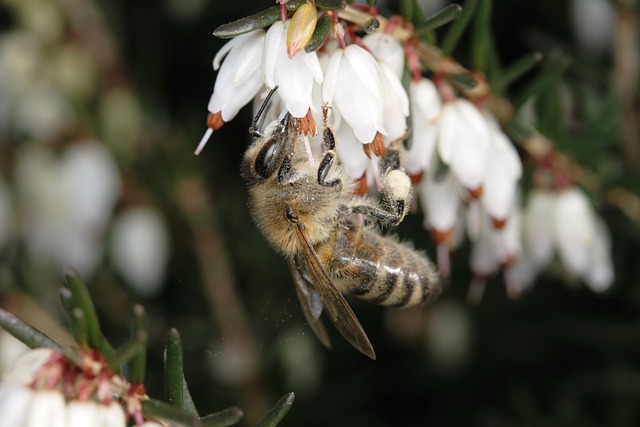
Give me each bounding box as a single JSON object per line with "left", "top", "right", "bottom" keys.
{"left": 2, "top": 0, "right": 640, "bottom": 426}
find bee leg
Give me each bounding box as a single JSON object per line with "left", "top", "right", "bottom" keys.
{"left": 317, "top": 151, "right": 342, "bottom": 189}
{"left": 350, "top": 201, "right": 406, "bottom": 227}
{"left": 351, "top": 168, "right": 412, "bottom": 227}
{"left": 378, "top": 143, "right": 401, "bottom": 175}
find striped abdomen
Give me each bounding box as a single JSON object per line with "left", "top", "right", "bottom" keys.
{"left": 320, "top": 225, "right": 441, "bottom": 307}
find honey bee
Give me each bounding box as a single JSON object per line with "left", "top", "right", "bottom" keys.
{"left": 241, "top": 91, "right": 441, "bottom": 359}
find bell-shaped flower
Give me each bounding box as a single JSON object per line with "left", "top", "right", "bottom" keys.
{"left": 481, "top": 116, "right": 522, "bottom": 223}
{"left": 323, "top": 44, "right": 386, "bottom": 144}
{"left": 469, "top": 207, "right": 523, "bottom": 301}
{"left": 419, "top": 170, "right": 461, "bottom": 241}
{"left": 0, "top": 381, "right": 33, "bottom": 426}
{"left": 522, "top": 190, "right": 556, "bottom": 269}
{"left": 207, "top": 30, "right": 266, "bottom": 122}
{"left": 585, "top": 219, "right": 614, "bottom": 292}
{"left": 406, "top": 78, "right": 441, "bottom": 176}
{"left": 110, "top": 206, "right": 171, "bottom": 298}
{"left": 362, "top": 31, "right": 405, "bottom": 77}
{"left": 553, "top": 187, "right": 598, "bottom": 277}
{"left": 333, "top": 113, "right": 370, "bottom": 180}
{"left": 264, "top": 20, "right": 323, "bottom": 118}
{"left": 437, "top": 98, "right": 490, "bottom": 192}
{"left": 418, "top": 170, "right": 463, "bottom": 277}
{"left": 196, "top": 30, "right": 266, "bottom": 155}
{"left": 16, "top": 142, "right": 120, "bottom": 277}
{"left": 379, "top": 61, "right": 409, "bottom": 142}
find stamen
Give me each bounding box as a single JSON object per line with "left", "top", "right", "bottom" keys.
{"left": 371, "top": 132, "right": 386, "bottom": 156}
{"left": 410, "top": 171, "right": 424, "bottom": 185}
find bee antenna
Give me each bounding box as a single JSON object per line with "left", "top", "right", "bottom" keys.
{"left": 250, "top": 86, "right": 279, "bottom": 138}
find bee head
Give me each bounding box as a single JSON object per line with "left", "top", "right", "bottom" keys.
{"left": 241, "top": 113, "right": 294, "bottom": 184}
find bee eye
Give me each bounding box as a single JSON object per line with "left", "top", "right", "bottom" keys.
{"left": 255, "top": 137, "right": 280, "bottom": 178}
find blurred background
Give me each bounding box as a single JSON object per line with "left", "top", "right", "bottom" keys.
{"left": 1, "top": 0, "right": 640, "bottom": 426}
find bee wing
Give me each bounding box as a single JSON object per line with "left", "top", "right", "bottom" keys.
{"left": 293, "top": 222, "right": 377, "bottom": 360}
{"left": 287, "top": 255, "right": 332, "bottom": 349}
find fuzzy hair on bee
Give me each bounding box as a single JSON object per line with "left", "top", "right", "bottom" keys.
{"left": 240, "top": 92, "right": 441, "bottom": 359}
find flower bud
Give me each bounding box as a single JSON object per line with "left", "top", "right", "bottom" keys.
{"left": 287, "top": 2, "right": 318, "bottom": 58}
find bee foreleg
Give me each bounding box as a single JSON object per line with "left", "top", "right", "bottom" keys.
{"left": 322, "top": 126, "right": 336, "bottom": 152}
{"left": 317, "top": 151, "right": 342, "bottom": 189}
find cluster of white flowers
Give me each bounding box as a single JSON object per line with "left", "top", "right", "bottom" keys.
{"left": 197, "top": 12, "right": 410, "bottom": 183}
{"left": 200, "top": 3, "right": 614, "bottom": 299}
{"left": 0, "top": 348, "right": 165, "bottom": 426}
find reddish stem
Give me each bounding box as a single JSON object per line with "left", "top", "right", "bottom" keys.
{"left": 279, "top": 0, "right": 288, "bottom": 21}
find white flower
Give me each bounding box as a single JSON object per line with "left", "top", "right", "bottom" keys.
{"left": 437, "top": 98, "right": 490, "bottom": 192}
{"left": 0, "top": 349, "right": 134, "bottom": 427}
{"left": 585, "top": 219, "right": 614, "bottom": 292}
{"left": 196, "top": 30, "right": 266, "bottom": 155}
{"left": 323, "top": 44, "right": 386, "bottom": 143}
{"left": 16, "top": 142, "right": 120, "bottom": 277}
{"left": 419, "top": 171, "right": 461, "bottom": 236}
{"left": 378, "top": 61, "right": 409, "bottom": 141}
{"left": 522, "top": 190, "right": 556, "bottom": 269}
{"left": 0, "top": 382, "right": 33, "bottom": 426}
{"left": 362, "top": 32, "right": 405, "bottom": 77}
{"left": 554, "top": 187, "right": 598, "bottom": 277}
{"left": 333, "top": 118, "right": 370, "bottom": 180}
{"left": 208, "top": 30, "right": 266, "bottom": 122}
{"left": 406, "top": 78, "right": 441, "bottom": 176}
{"left": 522, "top": 187, "right": 614, "bottom": 291}
{"left": 110, "top": 207, "right": 171, "bottom": 297}
{"left": 481, "top": 116, "right": 522, "bottom": 222}
{"left": 24, "top": 390, "right": 67, "bottom": 427}
{"left": 264, "top": 20, "right": 323, "bottom": 118}
{"left": 471, "top": 206, "right": 522, "bottom": 271}
{"left": 570, "top": 0, "right": 615, "bottom": 57}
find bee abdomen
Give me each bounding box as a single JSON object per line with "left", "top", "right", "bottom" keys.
{"left": 332, "top": 231, "right": 441, "bottom": 307}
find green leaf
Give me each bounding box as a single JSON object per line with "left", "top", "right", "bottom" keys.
{"left": 472, "top": 0, "right": 492, "bottom": 73}
{"left": 201, "top": 407, "right": 244, "bottom": 427}
{"left": 213, "top": 7, "right": 280, "bottom": 39}
{"left": 286, "top": 0, "right": 306, "bottom": 11}
{"left": 513, "top": 52, "right": 571, "bottom": 109}
{"left": 59, "top": 288, "right": 88, "bottom": 348}
{"left": 0, "top": 308, "right": 62, "bottom": 351}
{"left": 315, "top": 0, "right": 346, "bottom": 11}
{"left": 305, "top": 15, "right": 332, "bottom": 53}
{"left": 256, "top": 392, "right": 295, "bottom": 427}
{"left": 367, "top": 0, "right": 377, "bottom": 6}
{"left": 399, "top": 0, "right": 416, "bottom": 22}
{"left": 69, "top": 308, "right": 89, "bottom": 349}
{"left": 108, "top": 333, "right": 147, "bottom": 371}
{"left": 492, "top": 52, "right": 543, "bottom": 94}
{"left": 445, "top": 72, "right": 478, "bottom": 90}
{"left": 142, "top": 399, "right": 200, "bottom": 427}
{"left": 441, "top": 0, "right": 479, "bottom": 55}
{"left": 63, "top": 268, "right": 114, "bottom": 357}
{"left": 165, "top": 328, "right": 185, "bottom": 408}
{"left": 130, "top": 305, "right": 148, "bottom": 384}
{"left": 415, "top": 4, "right": 463, "bottom": 36}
